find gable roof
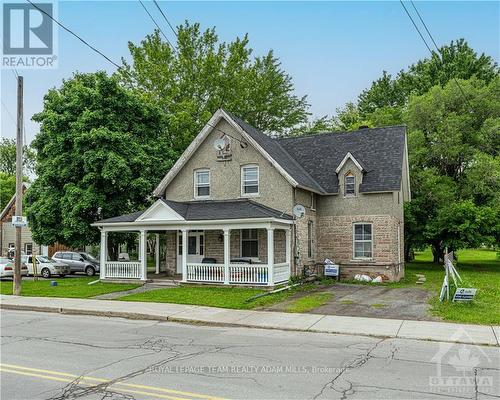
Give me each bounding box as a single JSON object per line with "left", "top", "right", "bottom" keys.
{"left": 152, "top": 109, "right": 407, "bottom": 197}
{"left": 94, "top": 199, "right": 293, "bottom": 224}
{"left": 278, "top": 126, "right": 407, "bottom": 194}
{"left": 0, "top": 182, "right": 30, "bottom": 221}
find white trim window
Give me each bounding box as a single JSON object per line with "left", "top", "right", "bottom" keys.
{"left": 353, "top": 223, "right": 373, "bottom": 259}
{"left": 25, "top": 242, "right": 33, "bottom": 255}
{"left": 241, "top": 165, "right": 259, "bottom": 196}
{"left": 345, "top": 174, "right": 356, "bottom": 196}
{"left": 310, "top": 192, "right": 316, "bottom": 210}
{"left": 241, "top": 229, "right": 259, "bottom": 258}
{"left": 194, "top": 169, "right": 210, "bottom": 198}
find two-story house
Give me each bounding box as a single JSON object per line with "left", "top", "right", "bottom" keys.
{"left": 93, "top": 109, "right": 410, "bottom": 284}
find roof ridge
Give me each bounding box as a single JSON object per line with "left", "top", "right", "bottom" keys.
{"left": 278, "top": 125, "right": 407, "bottom": 141}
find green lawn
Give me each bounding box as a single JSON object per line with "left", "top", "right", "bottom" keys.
{"left": 119, "top": 285, "right": 303, "bottom": 309}
{"left": 0, "top": 277, "right": 140, "bottom": 298}
{"left": 394, "top": 248, "right": 500, "bottom": 325}
{"left": 285, "top": 292, "right": 332, "bottom": 313}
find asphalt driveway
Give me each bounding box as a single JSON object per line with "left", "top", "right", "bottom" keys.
{"left": 264, "top": 283, "right": 438, "bottom": 321}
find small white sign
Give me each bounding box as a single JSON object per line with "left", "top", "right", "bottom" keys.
{"left": 11, "top": 216, "right": 27, "bottom": 227}
{"left": 325, "top": 264, "right": 339, "bottom": 277}
{"left": 453, "top": 288, "right": 477, "bottom": 302}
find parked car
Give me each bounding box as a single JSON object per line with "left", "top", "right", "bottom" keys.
{"left": 24, "top": 255, "right": 71, "bottom": 278}
{"left": 52, "top": 251, "right": 100, "bottom": 276}
{"left": 0, "top": 257, "right": 28, "bottom": 278}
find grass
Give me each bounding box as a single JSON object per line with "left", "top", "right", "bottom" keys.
{"left": 285, "top": 292, "right": 332, "bottom": 313}
{"left": 392, "top": 248, "right": 500, "bottom": 325}
{"left": 340, "top": 299, "right": 355, "bottom": 305}
{"left": 370, "top": 303, "right": 387, "bottom": 309}
{"left": 0, "top": 277, "right": 140, "bottom": 298}
{"left": 119, "top": 282, "right": 330, "bottom": 310}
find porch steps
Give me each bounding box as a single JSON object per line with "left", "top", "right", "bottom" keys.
{"left": 146, "top": 279, "right": 181, "bottom": 287}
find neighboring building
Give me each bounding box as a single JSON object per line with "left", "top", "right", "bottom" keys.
{"left": 93, "top": 109, "right": 410, "bottom": 284}
{"left": 0, "top": 184, "right": 69, "bottom": 257}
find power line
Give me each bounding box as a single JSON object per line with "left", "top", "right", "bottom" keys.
{"left": 138, "top": 0, "right": 176, "bottom": 51}
{"left": 409, "top": 0, "right": 473, "bottom": 111}
{"left": 1, "top": 99, "right": 17, "bottom": 127}
{"left": 153, "top": 0, "right": 178, "bottom": 38}
{"left": 399, "top": 0, "right": 473, "bottom": 111}
{"left": 25, "top": 0, "right": 120, "bottom": 68}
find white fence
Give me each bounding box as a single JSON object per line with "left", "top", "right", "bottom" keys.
{"left": 104, "top": 262, "right": 141, "bottom": 279}
{"left": 186, "top": 263, "right": 225, "bottom": 283}
{"left": 186, "top": 262, "right": 290, "bottom": 285}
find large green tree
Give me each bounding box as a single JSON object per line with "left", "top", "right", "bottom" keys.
{"left": 26, "top": 72, "right": 173, "bottom": 248}
{"left": 0, "top": 138, "right": 36, "bottom": 176}
{"left": 118, "top": 22, "right": 309, "bottom": 150}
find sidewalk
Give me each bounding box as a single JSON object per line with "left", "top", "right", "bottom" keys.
{"left": 1, "top": 294, "right": 498, "bottom": 346}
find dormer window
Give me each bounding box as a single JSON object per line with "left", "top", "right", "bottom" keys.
{"left": 194, "top": 169, "right": 210, "bottom": 198}
{"left": 345, "top": 174, "right": 356, "bottom": 196}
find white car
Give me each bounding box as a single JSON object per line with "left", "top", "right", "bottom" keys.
{"left": 0, "top": 257, "right": 28, "bottom": 278}
{"left": 24, "top": 255, "right": 71, "bottom": 278}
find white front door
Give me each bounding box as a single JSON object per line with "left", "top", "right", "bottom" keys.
{"left": 177, "top": 230, "right": 205, "bottom": 273}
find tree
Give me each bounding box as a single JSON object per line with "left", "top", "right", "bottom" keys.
{"left": 118, "top": 22, "right": 309, "bottom": 149}
{"left": 0, "top": 138, "right": 36, "bottom": 176}
{"left": 26, "top": 72, "right": 173, "bottom": 250}
{"left": 0, "top": 172, "right": 16, "bottom": 211}
{"left": 405, "top": 77, "right": 500, "bottom": 260}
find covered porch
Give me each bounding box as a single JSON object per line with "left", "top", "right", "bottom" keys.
{"left": 93, "top": 199, "right": 293, "bottom": 286}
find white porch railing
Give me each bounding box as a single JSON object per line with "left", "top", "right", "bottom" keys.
{"left": 273, "top": 262, "right": 291, "bottom": 284}
{"left": 186, "top": 263, "right": 225, "bottom": 283}
{"left": 104, "top": 261, "right": 141, "bottom": 279}
{"left": 186, "top": 262, "right": 290, "bottom": 285}
{"left": 229, "top": 264, "right": 269, "bottom": 284}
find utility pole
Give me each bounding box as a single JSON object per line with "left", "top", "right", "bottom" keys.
{"left": 13, "top": 76, "right": 23, "bottom": 296}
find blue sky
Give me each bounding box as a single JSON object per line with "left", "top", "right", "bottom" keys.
{"left": 1, "top": 0, "right": 498, "bottom": 143}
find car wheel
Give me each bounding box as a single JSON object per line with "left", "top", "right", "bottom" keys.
{"left": 85, "top": 266, "right": 95, "bottom": 276}
{"left": 41, "top": 268, "right": 51, "bottom": 279}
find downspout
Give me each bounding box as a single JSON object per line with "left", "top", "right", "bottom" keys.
{"left": 292, "top": 188, "right": 298, "bottom": 276}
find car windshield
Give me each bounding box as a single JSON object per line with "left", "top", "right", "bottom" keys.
{"left": 37, "top": 256, "right": 51, "bottom": 263}
{"left": 81, "top": 253, "right": 97, "bottom": 262}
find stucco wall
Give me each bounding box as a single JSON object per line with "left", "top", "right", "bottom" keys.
{"left": 164, "top": 119, "right": 294, "bottom": 214}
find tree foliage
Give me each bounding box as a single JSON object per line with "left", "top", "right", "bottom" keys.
{"left": 0, "top": 172, "right": 16, "bottom": 211}
{"left": 0, "top": 138, "right": 36, "bottom": 176}
{"left": 118, "top": 22, "right": 309, "bottom": 149}
{"left": 26, "top": 72, "right": 172, "bottom": 247}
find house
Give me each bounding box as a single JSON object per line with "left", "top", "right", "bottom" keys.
{"left": 0, "top": 183, "right": 69, "bottom": 258}
{"left": 93, "top": 109, "right": 410, "bottom": 284}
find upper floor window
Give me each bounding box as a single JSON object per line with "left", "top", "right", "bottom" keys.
{"left": 194, "top": 169, "right": 210, "bottom": 198}
{"left": 310, "top": 193, "right": 316, "bottom": 210}
{"left": 345, "top": 174, "right": 356, "bottom": 196}
{"left": 353, "top": 223, "right": 372, "bottom": 259}
{"left": 241, "top": 165, "right": 259, "bottom": 196}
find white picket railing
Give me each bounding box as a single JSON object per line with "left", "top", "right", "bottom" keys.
{"left": 273, "top": 262, "right": 291, "bottom": 284}
{"left": 104, "top": 262, "right": 141, "bottom": 279}
{"left": 229, "top": 264, "right": 269, "bottom": 284}
{"left": 186, "top": 263, "right": 225, "bottom": 283}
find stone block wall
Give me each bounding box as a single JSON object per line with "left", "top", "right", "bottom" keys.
{"left": 165, "top": 231, "right": 177, "bottom": 275}
{"left": 316, "top": 214, "right": 404, "bottom": 281}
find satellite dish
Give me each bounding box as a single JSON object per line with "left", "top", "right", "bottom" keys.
{"left": 214, "top": 138, "right": 227, "bottom": 151}
{"left": 292, "top": 204, "right": 306, "bottom": 219}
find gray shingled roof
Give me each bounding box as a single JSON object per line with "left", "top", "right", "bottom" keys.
{"left": 96, "top": 199, "right": 292, "bottom": 224}
{"left": 224, "top": 110, "right": 406, "bottom": 194}
{"left": 226, "top": 111, "right": 325, "bottom": 193}
{"left": 277, "top": 126, "right": 406, "bottom": 194}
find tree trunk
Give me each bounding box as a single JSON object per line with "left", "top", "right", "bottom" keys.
{"left": 431, "top": 243, "right": 444, "bottom": 263}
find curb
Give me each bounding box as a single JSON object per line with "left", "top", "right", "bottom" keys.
{"left": 2, "top": 303, "right": 498, "bottom": 347}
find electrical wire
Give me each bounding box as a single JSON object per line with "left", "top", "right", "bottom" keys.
{"left": 138, "top": 0, "right": 176, "bottom": 51}
{"left": 153, "top": 0, "right": 178, "bottom": 38}
{"left": 25, "top": 0, "right": 121, "bottom": 68}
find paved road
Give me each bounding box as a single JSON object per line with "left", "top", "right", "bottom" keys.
{"left": 1, "top": 310, "right": 498, "bottom": 400}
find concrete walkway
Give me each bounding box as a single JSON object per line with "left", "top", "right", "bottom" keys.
{"left": 1, "top": 294, "right": 498, "bottom": 346}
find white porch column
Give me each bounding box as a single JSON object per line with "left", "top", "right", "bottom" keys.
{"left": 99, "top": 230, "right": 107, "bottom": 279}
{"left": 285, "top": 228, "right": 291, "bottom": 267}
{"left": 181, "top": 229, "right": 188, "bottom": 282}
{"left": 223, "top": 228, "right": 230, "bottom": 285}
{"left": 267, "top": 227, "right": 275, "bottom": 286}
{"left": 139, "top": 230, "right": 147, "bottom": 281}
{"left": 155, "top": 233, "right": 160, "bottom": 274}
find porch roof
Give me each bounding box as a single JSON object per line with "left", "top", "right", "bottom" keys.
{"left": 94, "top": 199, "right": 293, "bottom": 226}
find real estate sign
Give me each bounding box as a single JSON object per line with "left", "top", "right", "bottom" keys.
{"left": 452, "top": 288, "right": 477, "bottom": 302}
